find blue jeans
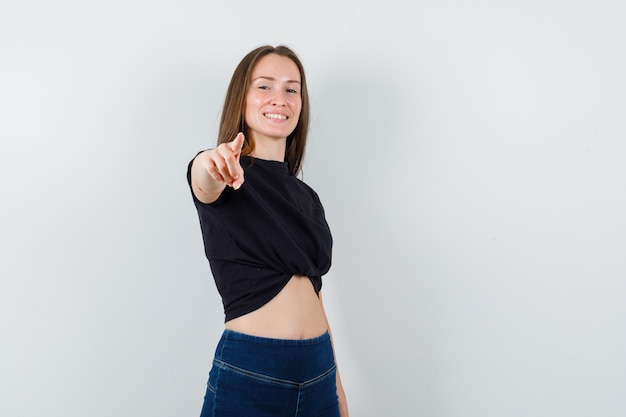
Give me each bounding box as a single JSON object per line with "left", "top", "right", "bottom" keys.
{"left": 200, "top": 329, "right": 340, "bottom": 417}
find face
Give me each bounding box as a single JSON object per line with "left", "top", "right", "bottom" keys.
{"left": 244, "top": 53, "right": 302, "bottom": 145}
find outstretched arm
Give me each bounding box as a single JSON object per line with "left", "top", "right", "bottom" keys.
{"left": 190, "top": 132, "right": 245, "bottom": 204}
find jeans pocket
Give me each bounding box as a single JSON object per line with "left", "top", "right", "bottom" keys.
{"left": 207, "top": 363, "right": 219, "bottom": 394}
{"left": 199, "top": 365, "right": 219, "bottom": 417}
{"left": 212, "top": 365, "right": 296, "bottom": 416}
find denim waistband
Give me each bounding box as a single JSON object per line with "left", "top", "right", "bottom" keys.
{"left": 222, "top": 329, "right": 331, "bottom": 346}
{"left": 214, "top": 329, "right": 335, "bottom": 384}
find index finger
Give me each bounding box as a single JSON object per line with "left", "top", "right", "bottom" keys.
{"left": 223, "top": 133, "right": 245, "bottom": 187}
{"left": 229, "top": 132, "right": 245, "bottom": 154}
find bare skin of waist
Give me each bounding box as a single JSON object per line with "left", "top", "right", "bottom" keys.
{"left": 225, "top": 274, "right": 329, "bottom": 340}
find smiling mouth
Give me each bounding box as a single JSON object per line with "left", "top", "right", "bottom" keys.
{"left": 264, "top": 113, "right": 288, "bottom": 120}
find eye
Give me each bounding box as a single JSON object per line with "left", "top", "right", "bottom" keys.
{"left": 287, "top": 88, "right": 299, "bottom": 94}
{"left": 258, "top": 85, "right": 270, "bottom": 90}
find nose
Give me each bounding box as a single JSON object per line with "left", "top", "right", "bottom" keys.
{"left": 270, "top": 90, "right": 287, "bottom": 106}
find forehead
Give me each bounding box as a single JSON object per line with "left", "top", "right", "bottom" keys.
{"left": 251, "top": 54, "right": 301, "bottom": 82}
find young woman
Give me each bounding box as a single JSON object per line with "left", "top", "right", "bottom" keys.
{"left": 188, "top": 45, "right": 349, "bottom": 417}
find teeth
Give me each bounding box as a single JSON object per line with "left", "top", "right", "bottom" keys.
{"left": 264, "top": 113, "right": 287, "bottom": 120}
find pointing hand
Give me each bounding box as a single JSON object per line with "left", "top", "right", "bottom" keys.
{"left": 205, "top": 132, "right": 245, "bottom": 190}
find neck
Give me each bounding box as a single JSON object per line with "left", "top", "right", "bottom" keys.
{"left": 250, "top": 136, "right": 286, "bottom": 161}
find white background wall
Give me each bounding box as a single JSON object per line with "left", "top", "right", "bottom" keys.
{"left": 1, "top": 1, "right": 625, "bottom": 416}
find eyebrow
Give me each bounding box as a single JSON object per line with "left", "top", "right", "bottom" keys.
{"left": 253, "top": 76, "right": 301, "bottom": 85}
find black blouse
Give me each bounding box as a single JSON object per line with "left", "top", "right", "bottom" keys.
{"left": 187, "top": 154, "right": 333, "bottom": 322}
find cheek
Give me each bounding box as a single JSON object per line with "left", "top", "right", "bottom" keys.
{"left": 245, "top": 92, "right": 263, "bottom": 107}
{"left": 290, "top": 99, "right": 302, "bottom": 114}
{"left": 244, "top": 97, "right": 259, "bottom": 118}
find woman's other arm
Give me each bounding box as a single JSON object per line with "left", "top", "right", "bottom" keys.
{"left": 319, "top": 291, "right": 349, "bottom": 417}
